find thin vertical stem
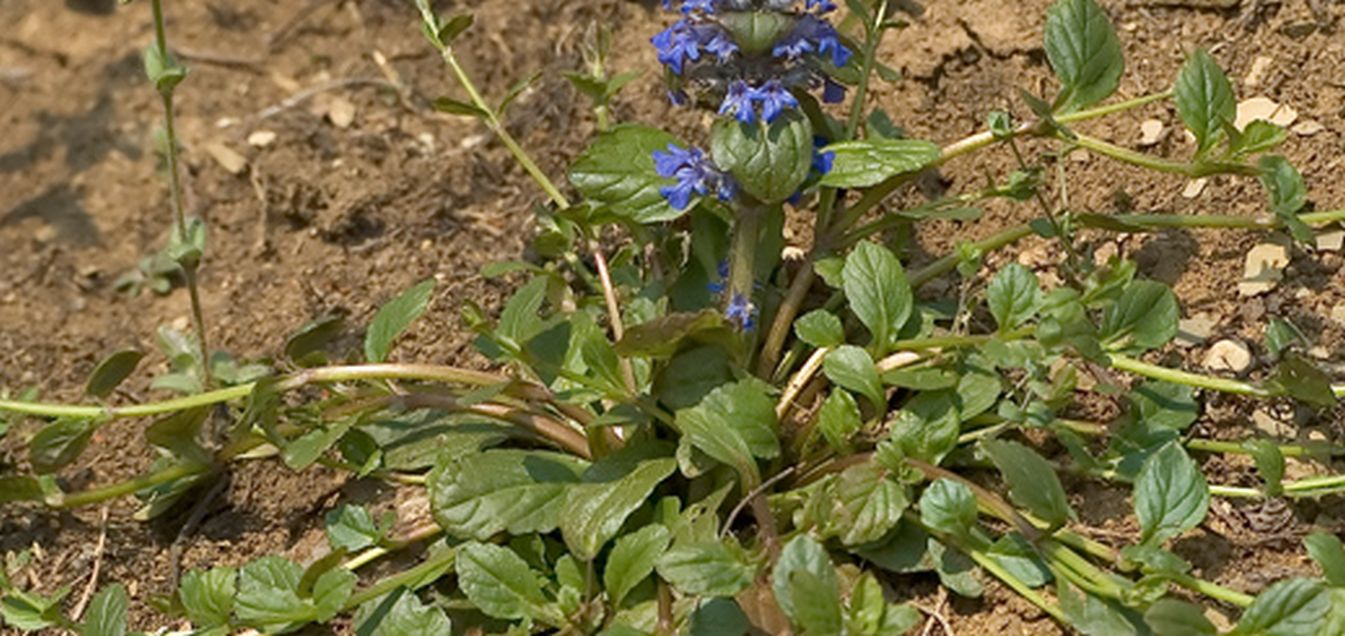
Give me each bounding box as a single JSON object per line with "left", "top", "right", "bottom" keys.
{"left": 151, "top": 0, "right": 211, "bottom": 387}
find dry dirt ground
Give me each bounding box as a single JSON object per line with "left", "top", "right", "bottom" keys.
{"left": 1, "top": 0, "right": 1344, "bottom": 633}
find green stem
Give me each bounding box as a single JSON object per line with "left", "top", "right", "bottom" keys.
{"left": 728, "top": 205, "right": 766, "bottom": 364}
{"left": 54, "top": 462, "right": 209, "bottom": 509}
{"left": 343, "top": 546, "right": 458, "bottom": 611}
{"left": 1170, "top": 573, "right": 1254, "bottom": 608}
{"left": 439, "top": 48, "right": 569, "bottom": 209}
{"left": 1069, "top": 133, "right": 1259, "bottom": 178}
{"left": 1107, "top": 355, "right": 1279, "bottom": 398}
{"left": 0, "top": 363, "right": 507, "bottom": 420}
{"left": 840, "top": 91, "right": 1173, "bottom": 225}
{"left": 343, "top": 524, "right": 444, "bottom": 571}
{"left": 150, "top": 0, "right": 211, "bottom": 388}
{"left": 1187, "top": 438, "right": 1345, "bottom": 459}
{"left": 909, "top": 225, "right": 1036, "bottom": 288}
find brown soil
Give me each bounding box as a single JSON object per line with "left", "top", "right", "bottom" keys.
{"left": 1, "top": 0, "right": 1343, "bottom": 633}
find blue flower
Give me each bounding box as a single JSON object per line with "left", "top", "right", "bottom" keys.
{"left": 755, "top": 80, "right": 799, "bottom": 123}
{"left": 726, "top": 293, "right": 756, "bottom": 331}
{"left": 775, "top": 15, "right": 852, "bottom": 68}
{"left": 653, "top": 143, "right": 734, "bottom": 210}
{"left": 719, "top": 80, "right": 757, "bottom": 124}
{"left": 652, "top": 20, "right": 702, "bottom": 75}
{"left": 702, "top": 27, "right": 739, "bottom": 62}
{"left": 812, "top": 137, "right": 835, "bottom": 175}
{"left": 806, "top": 0, "right": 838, "bottom": 12}
{"left": 668, "top": 89, "right": 690, "bottom": 106}
{"left": 822, "top": 77, "right": 846, "bottom": 104}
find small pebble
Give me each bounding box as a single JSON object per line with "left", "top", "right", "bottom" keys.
{"left": 1244, "top": 55, "right": 1273, "bottom": 87}
{"left": 1239, "top": 242, "right": 1290, "bottom": 297}
{"left": 1292, "top": 120, "right": 1325, "bottom": 137}
{"left": 1138, "top": 119, "right": 1165, "bottom": 146}
{"left": 248, "top": 130, "right": 278, "bottom": 148}
{"left": 1204, "top": 339, "right": 1252, "bottom": 373}
{"left": 1315, "top": 231, "right": 1344, "bottom": 252}
{"left": 1235, "top": 97, "right": 1298, "bottom": 131}
{"left": 1182, "top": 178, "right": 1208, "bottom": 199}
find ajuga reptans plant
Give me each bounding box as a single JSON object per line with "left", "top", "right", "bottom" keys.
{"left": 4, "top": 0, "right": 1345, "bottom": 634}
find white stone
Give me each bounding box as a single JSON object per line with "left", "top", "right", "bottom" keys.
{"left": 1204, "top": 339, "right": 1253, "bottom": 373}
{"left": 247, "top": 130, "right": 278, "bottom": 148}
{"left": 1182, "top": 178, "right": 1208, "bottom": 199}
{"left": 1235, "top": 97, "right": 1298, "bottom": 131}
{"left": 1139, "top": 119, "right": 1165, "bottom": 146}
{"left": 1332, "top": 304, "right": 1345, "bottom": 327}
{"left": 1317, "top": 231, "right": 1345, "bottom": 252}
{"left": 1292, "top": 120, "right": 1325, "bottom": 136}
{"left": 327, "top": 97, "right": 356, "bottom": 129}
{"left": 1239, "top": 242, "right": 1290, "bottom": 297}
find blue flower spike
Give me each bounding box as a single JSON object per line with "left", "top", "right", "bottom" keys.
{"left": 652, "top": 0, "right": 852, "bottom": 117}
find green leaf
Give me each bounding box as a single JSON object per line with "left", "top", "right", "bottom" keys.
{"left": 1233, "top": 579, "right": 1330, "bottom": 636}
{"left": 772, "top": 536, "right": 836, "bottom": 624}
{"left": 352, "top": 588, "right": 453, "bottom": 636}
{"left": 1270, "top": 352, "right": 1339, "bottom": 409}
{"left": 1100, "top": 280, "right": 1179, "bottom": 354}
{"left": 142, "top": 42, "right": 187, "bottom": 95}
{"left": 1304, "top": 532, "right": 1345, "bottom": 587}
{"left": 311, "top": 568, "right": 357, "bottom": 622}
{"left": 656, "top": 541, "right": 757, "bottom": 597}
{"left": 675, "top": 379, "right": 779, "bottom": 488}
{"left": 824, "top": 346, "right": 885, "bottom": 409}
{"left": 29, "top": 419, "right": 96, "bottom": 474}
{"left": 817, "top": 390, "right": 862, "bottom": 453}
{"left": 364, "top": 279, "right": 435, "bottom": 363}
{"left": 710, "top": 112, "right": 813, "bottom": 204}
{"left": 788, "top": 569, "right": 844, "bottom": 635}
{"left": 616, "top": 310, "right": 725, "bottom": 358}
{"left": 284, "top": 315, "right": 345, "bottom": 365}
{"left": 81, "top": 584, "right": 127, "bottom": 636}
{"left": 495, "top": 276, "right": 548, "bottom": 347}
{"left": 819, "top": 462, "right": 909, "bottom": 546}
{"left": 988, "top": 534, "right": 1054, "bottom": 588}
{"left": 1232, "top": 120, "right": 1287, "bottom": 157}
{"left": 570, "top": 125, "right": 686, "bottom": 223}
{"left": 981, "top": 439, "right": 1076, "bottom": 527}
{"left": 324, "top": 504, "right": 388, "bottom": 553}
{"left": 818, "top": 139, "right": 941, "bottom": 189}
{"left": 1140, "top": 597, "right": 1215, "bottom": 631}
{"left": 1174, "top": 49, "right": 1236, "bottom": 157}
{"left": 0, "top": 587, "right": 69, "bottom": 631}
{"left": 234, "top": 556, "right": 312, "bottom": 632}
{"left": 432, "top": 96, "right": 488, "bottom": 119}
{"left": 654, "top": 344, "right": 733, "bottom": 410}
{"left": 843, "top": 242, "right": 913, "bottom": 355}
{"left": 1134, "top": 442, "right": 1209, "bottom": 545}
{"left": 457, "top": 542, "right": 560, "bottom": 624}
{"left": 604, "top": 525, "right": 672, "bottom": 608}
{"left": 1059, "top": 582, "right": 1147, "bottom": 636}
{"left": 919, "top": 478, "right": 979, "bottom": 541}
{"left": 1130, "top": 381, "right": 1199, "bottom": 431}
{"left": 85, "top": 350, "right": 144, "bottom": 399}
{"left": 1043, "top": 0, "right": 1124, "bottom": 112}
{"left": 1259, "top": 155, "right": 1314, "bottom": 244}
{"left": 179, "top": 567, "right": 237, "bottom": 629}
{"left": 688, "top": 598, "right": 750, "bottom": 636}
{"left": 987, "top": 264, "right": 1041, "bottom": 331}
{"left": 0, "top": 477, "right": 46, "bottom": 504}
{"left": 887, "top": 390, "right": 960, "bottom": 464}
{"left": 428, "top": 449, "right": 586, "bottom": 540}
{"left": 1243, "top": 439, "right": 1285, "bottom": 497}
{"left": 561, "top": 457, "right": 677, "bottom": 560}
{"left": 718, "top": 11, "right": 796, "bottom": 55}
{"left": 795, "top": 310, "right": 845, "bottom": 348}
